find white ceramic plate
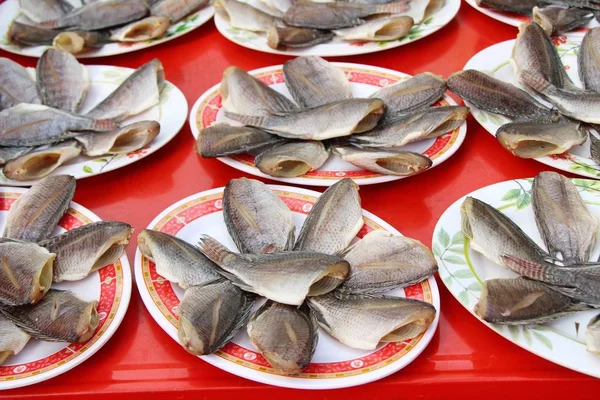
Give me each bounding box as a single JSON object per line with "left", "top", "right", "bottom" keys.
{"left": 0, "top": 187, "right": 132, "bottom": 390}
{"left": 462, "top": 35, "right": 600, "bottom": 180}
{"left": 135, "top": 184, "right": 440, "bottom": 389}
{"left": 189, "top": 63, "right": 467, "bottom": 186}
{"left": 464, "top": 0, "right": 598, "bottom": 32}
{"left": 433, "top": 177, "right": 600, "bottom": 379}
{"left": 213, "top": 0, "right": 460, "bottom": 56}
{"left": 0, "top": 0, "right": 214, "bottom": 58}
{"left": 0, "top": 64, "right": 187, "bottom": 187}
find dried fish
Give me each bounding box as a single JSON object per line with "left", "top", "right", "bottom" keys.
{"left": 333, "top": 145, "right": 433, "bottom": 176}
{"left": 267, "top": 26, "right": 334, "bottom": 49}
{"left": 196, "top": 123, "right": 284, "bottom": 157}
{"left": 215, "top": 0, "right": 279, "bottom": 32}
{"left": 533, "top": 6, "right": 593, "bottom": 35}
{"left": 7, "top": 21, "right": 59, "bottom": 47}
{"left": 19, "top": 0, "right": 73, "bottom": 23}
{"left": 0, "top": 147, "right": 32, "bottom": 165}
{"left": 586, "top": 313, "right": 600, "bottom": 354}
{"left": 578, "top": 27, "right": 600, "bottom": 92}
{"left": 254, "top": 140, "right": 330, "bottom": 177}
{"left": 0, "top": 58, "right": 40, "bottom": 110}
{"left": 75, "top": 121, "right": 160, "bottom": 156}
{"left": 4, "top": 140, "right": 82, "bottom": 181}
{"left": 0, "top": 315, "right": 30, "bottom": 366}
{"left": 52, "top": 31, "right": 109, "bottom": 54}
{"left": 151, "top": 0, "right": 209, "bottom": 22}
{"left": 371, "top": 72, "right": 447, "bottom": 115}
{"left": 475, "top": 0, "right": 536, "bottom": 15}
{"left": 109, "top": 16, "right": 170, "bottom": 42}
{"left": 333, "top": 15, "right": 413, "bottom": 41}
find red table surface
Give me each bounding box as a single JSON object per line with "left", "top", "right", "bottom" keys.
{"left": 1, "top": 2, "right": 599, "bottom": 398}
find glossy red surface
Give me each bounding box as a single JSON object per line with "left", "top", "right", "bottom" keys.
{"left": 1, "top": 2, "right": 599, "bottom": 398}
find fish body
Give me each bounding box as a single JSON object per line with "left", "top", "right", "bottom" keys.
{"left": 4, "top": 175, "right": 75, "bottom": 242}
{"left": 215, "top": 0, "right": 279, "bottom": 32}
{"left": 86, "top": 59, "right": 164, "bottom": 122}
{"left": 40, "top": 221, "right": 133, "bottom": 283}
{"left": 307, "top": 293, "right": 436, "bottom": 350}
{"left": 53, "top": 31, "right": 110, "bottom": 55}
{"left": 137, "top": 229, "right": 221, "bottom": 289}
{"left": 591, "top": 132, "right": 600, "bottom": 164}
{"left": 267, "top": 26, "right": 334, "bottom": 49}
{"left": 4, "top": 140, "right": 82, "bottom": 181}
{"left": 532, "top": 171, "right": 598, "bottom": 264}
{"left": 338, "top": 230, "right": 437, "bottom": 294}
{"left": 247, "top": 301, "right": 318, "bottom": 374}
{"left": 151, "top": 0, "right": 209, "bottom": 22}
{"left": 0, "top": 58, "right": 40, "bottom": 111}
{"left": 533, "top": 6, "right": 593, "bottom": 35}
{"left": 7, "top": 21, "right": 60, "bottom": 46}
{"left": 475, "top": 0, "right": 536, "bottom": 14}
{"left": 36, "top": 48, "right": 89, "bottom": 113}
{"left": 0, "top": 242, "right": 54, "bottom": 306}
{"left": 197, "top": 235, "right": 350, "bottom": 305}
{"left": 578, "top": 27, "right": 600, "bottom": 92}
{"left": 254, "top": 140, "right": 330, "bottom": 177}
{"left": 75, "top": 121, "right": 160, "bottom": 156}
{"left": 196, "top": 123, "right": 284, "bottom": 157}
{"left": 333, "top": 145, "right": 433, "bottom": 176}
{"left": 0, "top": 315, "right": 30, "bottom": 366}
{"left": 19, "top": 0, "right": 73, "bottom": 23}
{"left": 294, "top": 178, "right": 363, "bottom": 255}
{"left": 586, "top": 314, "right": 600, "bottom": 354}
{"left": 223, "top": 178, "right": 296, "bottom": 254}
{"left": 283, "top": 56, "right": 352, "bottom": 108}
{"left": 0, "top": 289, "right": 98, "bottom": 342}
{"left": 333, "top": 16, "right": 414, "bottom": 41}
{"left": 225, "top": 98, "right": 385, "bottom": 140}
{"left": 109, "top": 16, "right": 171, "bottom": 42}
{"left": 0, "top": 146, "right": 33, "bottom": 165}
{"left": 177, "top": 279, "right": 255, "bottom": 355}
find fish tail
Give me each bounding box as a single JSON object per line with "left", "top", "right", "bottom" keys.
{"left": 223, "top": 111, "right": 267, "bottom": 128}
{"left": 197, "top": 235, "right": 231, "bottom": 266}
{"left": 520, "top": 70, "right": 555, "bottom": 96}
{"left": 500, "top": 255, "right": 560, "bottom": 284}
{"left": 376, "top": 1, "right": 410, "bottom": 14}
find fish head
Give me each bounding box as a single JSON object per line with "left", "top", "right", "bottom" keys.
{"left": 177, "top": 315, "right": 208, "bottom": 356}
{"left": 460, "top": 196, "right": 476, "bottom": 240}
{"left": 137, "top": 229, "right": 158, "bottom": 261}
{"left": 29, "top": 251, "right": 55, "bottom": 304}
{"left": 77, "top": 300, "right": 99, "bottom": 343}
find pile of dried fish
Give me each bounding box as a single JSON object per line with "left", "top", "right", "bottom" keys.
{"left": 215, "top": 0, "right": 445, "bottom": 50}
{"left": 476, "top": 0, "right": 594, "bottom": 34}
{"left": 461, "top": 171, "right": 600, "bottom": 354}
{"left": 0, "top": 51, "right": 164, "bottom": 181}
{"left": 196, "top": 56, "right": 468, "bottom": 178}
{"left": 8, "top": 0, "right": 209, "bottom": 54}
{"left": 139, "top": 177, "right": 437, "bottom": 374}
{"left": 448, "top": 22, "right": 600, "bottom": 164}
{"left": 0, "top": 174, "right": 133, "bottom": 365}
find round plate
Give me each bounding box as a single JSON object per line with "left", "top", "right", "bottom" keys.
{"left": 433, "top": 177, "right": 600, "bottom": 379}
{"left": 462, "top": 36, "right": 600, "bottom": 180}
{"left": 0, "top": 187, "right": 132, "bottom": 390}
{"left": 213, "top": 0, "right": 460, "bottom": 57}
{"left": 464, "top": 0, "right": 598, "bottom": 32}
{"left": 135, "top": 185, "right": 440, "bottom": 389}
{"left": 0, "top": 64, "right": 188, "bottom": 186}
{"left": 0, "top": 0, "right": 215, "bottom": 58}
{"left": 189, "top": 63, "right": 467, "bottom": 186}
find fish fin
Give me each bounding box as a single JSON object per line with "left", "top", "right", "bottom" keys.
{"left": 212, "top": 291, "right": 256, "bottom": 351}
{"left": 375, "top": 1, "right": 410, "bottom": 14}
{"left": 519, "top": 70, "right": 556, "bottom": 97}
{"left": 500, "top": 255, "right": 563, "bottom": 284}
{"left": 92, "top": 119, "right": 120, "bottom": 131}
{"left": 223, "top": 111, "right": 267, "bottom": 127}
{"left": 36, "top": 20, "right": 59, "bottom": 29}
{"left": 196, "top": 235, "right": 232, "bottom": 265}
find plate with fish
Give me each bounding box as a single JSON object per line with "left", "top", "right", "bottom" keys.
{"left": 135, "top": 178, "right": 440, "bottom": 389}
{"left": 464, "top": 0, "right": 599, "bottom": 33}
{"left": 212, "top": 0, "right": 460, "bottom": 56}
{"left": 191, "top": 60, "right": 468, "bottom": 186}
{"left": 0, "top": 55, "right": 187, "bottom": 186}
{"left": 0, "top": 0, "right": 215, "bottom": 58}
{"left": 0, "top": 175, "right": 133, "bottom": 389}
{"left": 450, "top": 26, "right": 600, "bottom": 180}
{"left": 433, "top": 172, "right": 600, "bottom": 378}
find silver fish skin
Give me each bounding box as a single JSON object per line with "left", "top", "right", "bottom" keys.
{"left": 4, "top": 174, "right": 75, "bottom": 242}
{"left": 586, "top": 313, "right": 600, "bottom": 354}
{"left": 109, "top": 16, "right": 171, "bottom": 42}
{"left": 333, "top": 145, "right": 433, "bottom": 176}
{"left": 282, "top": 1, "right": 410, "bottom": 29}
{"left": 349, "top": 106, "right": 468, "bottom": 148}
{"left": 533, "top": 6, "right": 593, "bottom": 35}
{"left": 39, "top": 221, "right": 133, "bottom": 283}
{"left": 225, "top": 98, "right": 385, "bottom": 140}
{"left": 3, "top": 140, "right": 82, "bottom": 181}
{"left": 267, "top": 26, "right": 334, "bottom": 49}
{"left": 151, "top": 0, "right": 208, "bottom": 22}
{"left": 446, "top": 70, "right": 554, "bottom": 120}
{"left": 223, "top": 178, "right": 295, "bottom": 254}
{"left": 215, "top": 0, "right": 279, "bottom": 32}
{"left": 254, "top": 140, "right": 330, "bottom": 177}
{"left": 86, "top": 59, "right": 164, "bottom": 122}
{"left": 476, "top": 0, "right": 536, "bottom": 14}
{"left": 0, "top": 104, "right": 117, "bottom": 147}
{"left": 0, "top": 289, "right": 98, "bottom": 343}
{"left": 0, "top": 146, "right": 32, "bottom": 165}
{"left": 197, "top": 235, "right": 350, "bottom": 305}
{"left": 496, "top": 119, "right": 587, "bottom": 158}
{"left": 591, "top": 131, "right": 600, "bottom": 164}
{"left": 370, "top": 72, "right": 446, "bottom": 116}
{"left": 137, "top": 229, "right": 221, "bottom": 289}
{"left": 39, "top": 0, "right": 149, "bottom": 31}
{"left": 19, "top": 0, "right": 73, "bottom": 23}
{"left": 177, "top": 280, "right": 255, "bottom": 356}
{"left": 474, "top": 277, "right": 587, "bottom": 325}
{"left": 532, "top": 171, "right": 598, "bottom": 265}
{"left": 52, "top": 31, "right": 110, "bottom": 55}
{"left": 220, "top": 66, "right": 297, "bottom": 117}
{"left": 75, "top": 121, "right": 160, "bottom": 156}
{"left": 0, "top": 315, "right": 30, "bottom": 366}
{"left": 36, "top": 48, "right": 89, "bottom": 113}
{"left": 578, "top": 27, "right": 600, "bottom": 92}
{"left": 196, "top": 123, "right": 284, "bottom": 157}
{"left": 307, "top": 293, "right": 436, "bottom": 350}
{"left": 247, "top": 301, "right": 318, "bottom": 374}
{"left": 0, "top": 241, "right": 55, "bottom": 306}
{"left": 520, "top": 70, "right": 600, "bottom": 124}
{"left": 283, "top": 56, "right": 352, "bottom": 108}
{"left": 294, "top": 178, "right": 363, "bottom": 255}
{"left": 338, "top": 230, "right": 438, "bottom": 294}
{"left": 461, "top": 196, "right": 549, "bottom": 268}
{"left": 7, "top": 21, "right": 60, "bottom": 46}
{"left": 333, "top": 15, "right": 413, "bottom": 41}
{"left": 0, "top": 58, "right": 40, "bottom": 111}
{"left": 511, "top": 21, "right": 574, "bottom": 90}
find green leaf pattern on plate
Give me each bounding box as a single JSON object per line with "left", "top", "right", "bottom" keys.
{"left": 497, "top": 180, "right": 532, "bottom": 211}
